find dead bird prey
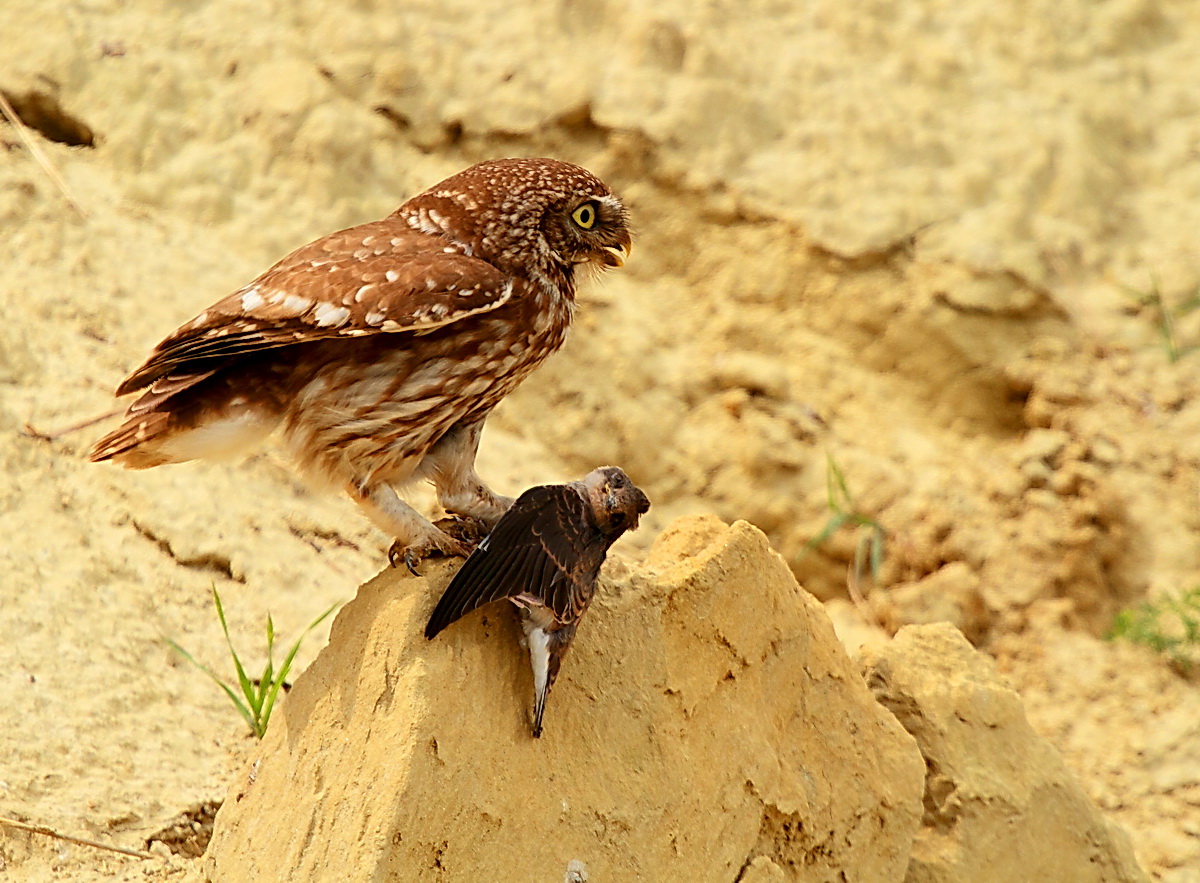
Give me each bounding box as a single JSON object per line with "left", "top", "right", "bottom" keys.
{"left": 424, "top": 466, "right": 650, "bottom": 737}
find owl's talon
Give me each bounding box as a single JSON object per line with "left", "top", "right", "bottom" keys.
{"left": 386, "top": 542, "right": 406, "bottom": 571}
{"left": 388, "top": 533, "right": 473, "bottom": 574}
{"left": 404, "top": 550, "right": 421, "bottom": 577}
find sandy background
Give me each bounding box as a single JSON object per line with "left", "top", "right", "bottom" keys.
{"left": 2, "top": 0, "right": 1200, "bottom": 879}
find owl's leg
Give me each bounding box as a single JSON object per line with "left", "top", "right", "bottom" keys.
{"left": 419, "top": 420, "right": 515, "bottom": 528}
{"left": 347, "top": 481, "right": 471, "bottom": 575}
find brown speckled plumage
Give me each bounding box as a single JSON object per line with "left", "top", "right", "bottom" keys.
{"left": 89, "top": 158, "right": 632, "bottom": 566}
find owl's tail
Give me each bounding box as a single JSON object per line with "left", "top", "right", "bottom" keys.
{"left": 88, "top": 412, "right": 177, "bottom": 468}
{"left": 88, "top": 368, "right": 279, "bottom": 468}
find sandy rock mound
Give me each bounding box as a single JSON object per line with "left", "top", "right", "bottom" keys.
{"left": 205, "top": 518, "right": 925, "bottom": 881}
{"left": 860, "top": 624, "right": 1147, "bottom": 883}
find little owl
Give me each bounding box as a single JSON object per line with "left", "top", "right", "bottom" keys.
{"left": 89, "top": 157, "right": 632, "bottom": 570}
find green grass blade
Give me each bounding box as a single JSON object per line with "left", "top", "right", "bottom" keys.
{"left": 259, "top": 601, "right": 340, "bottom": 734}
{"left": 1108, "top": 586, "right": 1200, "bottom": 671}
{"left": 211, "top": 586, "right": 259, "bottom": 718}
{"left": 804, "top": 512, "right": 849, "bottom": 551}
{"left": 257, "top": 613, "right": 277, "bottom": 714}
{"left": 831, "top": 459, "right": 853, "bottom": 509}
{"left": 164, "top": 637, "right": 257, "bottom": 733}
{"left": 825, "top": 452, "right": 855, "bottom": 511}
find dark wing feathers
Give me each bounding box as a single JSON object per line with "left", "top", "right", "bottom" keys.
{"left": 540, "top": 494, "right": 606, "bottom": 622}
{"left": 424, "top": 484, "right": 598, "bottom": 639}
{"left": 423, "top": 494, "right": 553, "bottom": 637}
{"left": 116, "top": 224, "right": 514, "bottom": 397}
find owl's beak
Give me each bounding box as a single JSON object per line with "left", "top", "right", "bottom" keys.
{"left": 599, "top": 241, "right": 630, "bottom": 268}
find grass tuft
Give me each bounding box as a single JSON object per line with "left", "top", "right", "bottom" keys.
{"left": 805, "top": 452, "right": 887, "bottom": 611}
{"left": 166, "top": 586, "right": 340, "bottom": 738}
{"left": 1123, "top": 275, "right": 1200, "bottom": 364}
{"left": 1108, "top": 585, "right": 1200, "bottom": 674}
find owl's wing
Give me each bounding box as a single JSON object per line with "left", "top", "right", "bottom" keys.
{"left": 424, "top": 484, "right": 602, "bottom": 640}
{"left": 115, "top": 221, "right": 514, "bottom": 397}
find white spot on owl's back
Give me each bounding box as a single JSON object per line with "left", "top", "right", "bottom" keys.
{"left": 314, "top": 303, "right": 351, "bottom": 327}
{"left": 280, "top": 294, "right": 312, "bottom": 316}
{"left": 354, "top": 284, "right": 374, "bottom": 302}
{"left": 386, "top": 270, "right": 399, "bottom": 283}
{"left": 240, "top": 288, "right": 265, "bottom": 311}
{"left": 407, "top": 210, "right": 442, "bottom": 237}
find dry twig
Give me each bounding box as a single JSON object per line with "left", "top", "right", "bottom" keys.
{"left": 0, "top": 815, "right": 159, "bottom": 861}
{"left": 21, "top": 407, "right": 123, "bottom": 442}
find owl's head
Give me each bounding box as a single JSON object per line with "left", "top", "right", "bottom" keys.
{"left": 399, "top": 157, "right": 632, "bottom": 281}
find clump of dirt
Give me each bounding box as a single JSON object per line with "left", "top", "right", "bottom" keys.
{"left": 146, "top": 802, "right": 221, "bottom": 859}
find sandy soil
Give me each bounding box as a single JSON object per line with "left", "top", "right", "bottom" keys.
{"left": 2, "top": 0, "right": 1199, "bottom": 879}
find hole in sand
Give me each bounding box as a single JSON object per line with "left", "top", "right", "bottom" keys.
{"left": 0, "top": 89, "right": 97, "bottom": 147}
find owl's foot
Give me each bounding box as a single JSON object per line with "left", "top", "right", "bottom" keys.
{"left": 434, "top": 514, "right": 489, "bottom": 547}
{"left": 388, "top": 531, "right": 473, "bottom": 576}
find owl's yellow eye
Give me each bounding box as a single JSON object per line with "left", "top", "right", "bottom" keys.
{"left": 571, "top": 202, "right": 598, "bottom": 229}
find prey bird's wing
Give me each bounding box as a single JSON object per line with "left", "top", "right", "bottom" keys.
{"left": 116, "top": 222, "right": 515, "bottom": 396}
{"left": 424, "top": 484, "right": 600, "bottom": 640}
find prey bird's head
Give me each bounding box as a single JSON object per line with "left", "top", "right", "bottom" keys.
{"left": 583, "top": 466, "right": 650, "bottom": 536}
